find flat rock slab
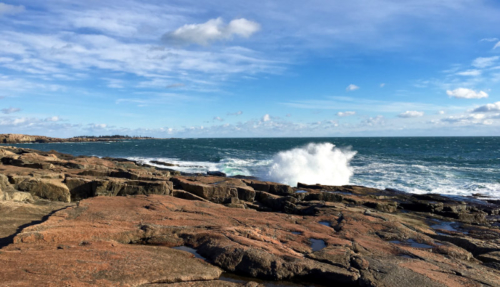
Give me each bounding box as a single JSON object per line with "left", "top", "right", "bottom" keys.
{"left": 2, "top": 195, "right": 499, "bottom": 286}
{"left": 0, "top": 241, "right": 223, "bottom": 286}
{"left": 0, "top": 200, "right": 72, "bottom": 248}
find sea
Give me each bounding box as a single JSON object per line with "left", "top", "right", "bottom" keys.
{"left": 3, "top": 137, "right": 500, "bottom": 198}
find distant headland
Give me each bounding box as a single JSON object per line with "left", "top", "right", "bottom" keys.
{"left": 0, "top": 134, "right": 157, "bottom": 144}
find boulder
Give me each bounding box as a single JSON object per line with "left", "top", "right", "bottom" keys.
{"left": 65, "top": 177, "right": 95, "bottom": 201}
{"left": 0, "top": 149, "right": 18, "bottom": 158}
{"left": 118, "top": 180, "right": 172, "bottom": 196}
{"left": 207, "top": 171, "right": 227, "bottom": 177}
{"left": 93, "top": 179, "right": 173, "bottom": 197}
{"left": 14, "top": 177, "right": 71, "bottom": 202}
{"left": 176, "top": 178, "right": 237, "bottom": 203}
{"left": 254, "top": 191, "right": 287, "bottom": 211}
{"left": 243, "top": 180, "right": 293, "bottom": 195}
{"left": 0, "top": 187, "right": 6, "bottom": 201}
{"left": 0, "top": 174, "right": 13, "bottom": 192}
{"left": 236, "top": 186, "right": 256, "bottom": 202}
{"left": 8, "top": 191, "right": 34, "bottom": 202}
{"left": 478, "top": 251, "right": 500, "bottom": 264}
{"left": 93, "top": 178, "right": 125, "bottom": 196}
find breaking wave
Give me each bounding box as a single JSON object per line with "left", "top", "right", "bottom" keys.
{"left": 266, "top": 143, "right": 357, "bottom": 187}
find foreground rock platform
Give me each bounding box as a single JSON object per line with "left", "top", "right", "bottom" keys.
{"left": 1, "top": 145, "right": 500, "bottom": 286}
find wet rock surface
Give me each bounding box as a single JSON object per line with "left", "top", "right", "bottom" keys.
{"left": 0, "top": 146, "right": 500, "bottom": 286}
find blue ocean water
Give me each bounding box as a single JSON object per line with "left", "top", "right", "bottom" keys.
{"left": 3, "top": 137, "right": 500, "bottom": 198}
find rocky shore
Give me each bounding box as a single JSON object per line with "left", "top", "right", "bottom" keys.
{"left": 0, "top": 133, "right": 154, "bottom": 144}
{"left": 0, "top": 145, "right": 500, "bottom": 286}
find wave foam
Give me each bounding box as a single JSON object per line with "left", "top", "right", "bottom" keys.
{"left": 266, "top": 143, "right": 357, "bottom": 187}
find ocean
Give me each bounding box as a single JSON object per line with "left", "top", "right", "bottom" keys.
{"left": 3, "top": 137, "right": 500, "bottom": 198}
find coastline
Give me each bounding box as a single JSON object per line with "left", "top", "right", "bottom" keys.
{"left": 1, "top": 145, "right": 500, "bottom": 286}
{"left": 0, "top": 133, "right": 160, "bottom": 144}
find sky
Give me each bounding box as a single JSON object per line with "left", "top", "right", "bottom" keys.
{"left": 1, "top": 0, "right": 500, "bottom": 137}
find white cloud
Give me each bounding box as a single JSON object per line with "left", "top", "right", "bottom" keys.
{"left": 398, "top": 111, "right": 424, "bottom": 118}
{"left": 456, "top": 69, "right": 481, "bottom": 76}
{"left": 362, "top": 115, "right": 385, "bottom": 127}
{"left": 440, "top": 113, "right": 490, "bottom": 126}
{"left": 337, "top": 111, "right": 356, "bottom": 117}
{"left": 1, "top": 107, "right": 20, "bottom": 114}
{"left": 438, "top": 110, "right": 445, "bottom": 115}
{"left": 380, "top": 83, "right": 385, "bottom": 88}
{"left": 480, "top": 38, "right": 499, "bottom": 42}
{"left": 213, "top": 116, "right": 224, "bottom": 121}
{"left": 262, "top": 114, "right": 271, "bottom": 122}
{"left": 89, "top": 123, "right": 107, "bottom": 129}
{"left": 495, "top": 41, "right": 500, "bottom": 49}
{"left": 472, "top": 56, "right": 499, "bottom": 68}
{"left": 0, "top": 3, "right": 24, "bottom": 16}
{"left": 346, "top": 84, "right": 359, "bottom": 92}
{"left": 446, "top": 88, "right": 488, "bottom": 99}
{"left": 472, "top": 101, "right": 500, "bottom": 113}
{"left": 162, "top": 18, "right": 260, "bottom": 46}
{"left": 227, "top": 111, "right": 243, "bottom": 116}
{"left": 44, "top": 116, "right": 61, "bottom": 122}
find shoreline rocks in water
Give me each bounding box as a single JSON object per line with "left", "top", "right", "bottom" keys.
{"left": 0, "top": 146, "right": 499, "bottom": 286}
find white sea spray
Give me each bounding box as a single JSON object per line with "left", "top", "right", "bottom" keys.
{"left": 266, "top": 143, "right": 357, "bottom": 187}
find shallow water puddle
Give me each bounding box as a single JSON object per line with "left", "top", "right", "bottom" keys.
{"left": 310, "top": 239, "right": 326, "bottom": 252}
{"left": 325, "top": 190, "right": 352, "bottom": 195}
{"left": 295, "top": 190, "right": 308, "bottom": 193}
{"left": 318, "top": 221, "right": 331, "bottom": 227}
{"left": 430, "top": 220, "right": 468, "bottom": 234}
{"left": 291, "top": 231, "right": 302, "bottom": 235}
{"left": 172, "top": 246, "right": 207, "bottom": 260}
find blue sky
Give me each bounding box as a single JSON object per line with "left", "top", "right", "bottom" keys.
{"left": 1, "top": 0, "right": 500, "bottom": 137}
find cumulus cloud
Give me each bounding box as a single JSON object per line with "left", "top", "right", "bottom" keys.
{"left": 398, "top": 111, "right": 424, "bottom": 118}
{"left": 0, "top": 3, "right": 24, "bottom": 16}
{"left": 227, "top": 111, "right": 243, "bottom": 116}
{"left": 472, "top": 101, "right": 500, "bottom": 113}
{"left": 162, "top": 18, "right": 260, "bottom": 46}
{"left": 262, "top": 114, "right": 271, "bottom": 122}
{"left": 438, "top": 110, "right": 445, "bottom": 115}
{"left": 1, "top": 107, "right": 20, "bottom": 114}
{"left": 336, "top": 111, "right": 356, "bottom": 117}
{"left": 346, "top": 84, "right": 359, "bottom": 92}
{"left": 213, "top": 116, "right": 224, "bottom": 121}
{"left": 456, "top": 69, "right": 481, "bottom": 76}
{"left": 472, "top": 56, "right": 499, "bottom": 68}
{"left": 446, "top": 88, "right": 488, "bottom": 99}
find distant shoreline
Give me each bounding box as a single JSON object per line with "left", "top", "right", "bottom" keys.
{"left": 0, "top": 133, "right": 165, "bottom": 144}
